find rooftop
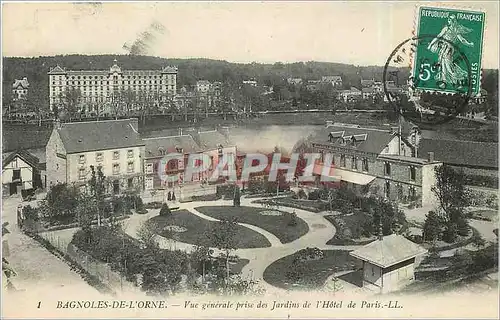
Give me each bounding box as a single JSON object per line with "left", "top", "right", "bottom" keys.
{"left": 2, "top": 149, "right": 39, "bottom": 170}
{"left": 418, "top": 138, "right": 498, "bottom": 169}
{"left": 350, "top": 234, "right": 428, "bottom": 268}
{"left": 143, "top": 135, "right": 201, "bottom": 158}
{"left": 57, "top": 119, "right": 144, "bottom": 154}
{"left": 310, "top": 125, "right": 397, "bottom": 154}
{"left": 12, "top": 78, "right": 29, "bottom": 89}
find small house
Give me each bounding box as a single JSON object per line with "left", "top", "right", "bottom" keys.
{"left": 349, "top": 234, "right": 427, "bottom": 293}
{"left": 2, "top": 150, "right": 43, "bottom": 197}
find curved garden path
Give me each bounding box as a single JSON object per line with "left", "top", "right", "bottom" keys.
{"left": 122, "top": 196, "right": 362, "bottom": 293}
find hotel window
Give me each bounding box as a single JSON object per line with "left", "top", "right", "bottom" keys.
{"left": 384, "top": 162, "right": 391, "bottom": 176}
{"left": 351, "top": 156, "right": 358, "bottom": 170}
{"left": 79, "top": 168, "right": 86, "bottom": 180}
{"left": 146, "top": 163, "right": 153, "bottom": 174}
{"left": 95, "top": 152, "right": 103, "bottom": 162}
{"left": 409, "top": 166, "right": 416, "bottom": 181}
{"left": 362, "top": 158, "right": 369, "bottom": 172}
{"left": 409, "top": 186, "right": 417, "bottom": 199}
{"left": 127, "top": 161, "right": 134, "bottom": 173}
{"left": 340, "top": 154, "right": 346, "bottom": 167}
{"left": 127, "top": 149, "right": 134, "bottom": 159}
{"left": 79, "top": 154, "right": 86, "bottom": 164}
{"left": 113, "top": 151, "right": 120, "bottom": 160}
{"left": 113, "top": 163, "right": 120, "bottom": 175}
{"left": 145, "top": 177, "right": 154, "bottom": 190}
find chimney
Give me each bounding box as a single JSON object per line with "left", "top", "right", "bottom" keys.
{"left": 427, "top": 152, "right": 434, "bottom": 162}
{"left": 129, "top": 117, "right": 139, "bottom": 132}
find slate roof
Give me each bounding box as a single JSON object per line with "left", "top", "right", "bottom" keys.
{"left": 195, "top": 130, "right": 235, "bottom": 150}
{"left": 2, "top": 127, "right": 52, "bottom": 152}
{"left": 310, "top": 125, "right": 397, "bottom": 154}
{"left": 57, "top": 119, "right": 144, "bottom": 154}
{"left": 144, "top": 135, "right": 202, "bottom": 158}
{"left": 2, "top": 149, "right": 40, "bottom": 170}
{"left": 418, "top": 138, "right": 498, "bottom": 169}
{"left": 350, "top": 234, "right": 428, "bottom": 268}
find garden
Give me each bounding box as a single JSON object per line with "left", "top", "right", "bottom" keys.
{"left": 147, "top": 209, "right": 272, "bottom": 249}
{"left": 263, "top": 248, "right": 358, "bottom": 290}
{"left": 195, "top": 206, "right": 309, "bottom": 243}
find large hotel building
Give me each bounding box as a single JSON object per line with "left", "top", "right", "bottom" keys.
{"left": 48, "top": 60, "right": 178, "bottom": 113}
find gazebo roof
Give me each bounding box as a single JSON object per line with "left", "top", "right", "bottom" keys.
{"left": 349, "top": 234, "right": 427, "bottom": 268}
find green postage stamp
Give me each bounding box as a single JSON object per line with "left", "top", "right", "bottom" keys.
{"left": 413, "top": 6, "right": 485, "bottom": 96}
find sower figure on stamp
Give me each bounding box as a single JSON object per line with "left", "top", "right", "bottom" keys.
{"left": 427, "top": 15, "right": 474, "bottom": 86}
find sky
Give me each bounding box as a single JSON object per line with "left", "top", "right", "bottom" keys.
{"left": 2, "top": 1, "right": 499, "bottom": 68}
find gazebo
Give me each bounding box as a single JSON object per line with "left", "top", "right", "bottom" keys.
{"left": 349, "top": 234, "right": 427, "bottom": 293}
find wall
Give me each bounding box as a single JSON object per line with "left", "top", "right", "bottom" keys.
{"left": 2, "top": 156, "right": 33, "bottom": 189}
{"left": 66, "top": 146, "right": 144, "bottom": 184}
{"left": 363, "top": 261, "right": 382, "bottom": 287}
{"left": 380, "top": 259, "right": 415, "bottom": 293}
{"left": 421, "top": 163, "right": 441, "bottom": 207}
{"left": 45, "top": 129, "right": 68, "bottom": 187}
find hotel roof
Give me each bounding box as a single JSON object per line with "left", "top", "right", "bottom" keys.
{"left": 57, "top": 119, "right": 144, "bottom": 153}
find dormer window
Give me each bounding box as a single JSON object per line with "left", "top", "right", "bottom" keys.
{"left": 175, "top": 147, "right": 183, "bottom": 154}
{"left": 158, "top": 147, "right": 166, "bottom": 156}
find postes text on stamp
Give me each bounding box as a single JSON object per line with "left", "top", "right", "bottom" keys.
{"left": 413, "top": 6, "right": 485, "bottom": 96}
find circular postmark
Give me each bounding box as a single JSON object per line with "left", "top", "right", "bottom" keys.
{"left": 383, "top": 35, "right": 473, "bottom": 126}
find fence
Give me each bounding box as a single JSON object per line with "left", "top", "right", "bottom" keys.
{"left": 37, "top": 230, "right": 140, "bottom": 294}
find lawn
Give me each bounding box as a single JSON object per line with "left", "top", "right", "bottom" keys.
{"left": 263, "top": 249, "right": 358, "bottom": 290}
{"left": 325, "top": 211, "right": 376, "bottom": 245}
{"left": 195, "top": 206, "right": 309, "bottom": 243}
{"left": 148, "top": 210, "right": 271, "bottom": 249}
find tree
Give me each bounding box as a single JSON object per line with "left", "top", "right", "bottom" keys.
{"left": 191, "top": 245, "right": 213, "bottom": 282}
{"left": 88, "top": 165, "right": 106, "bottom": 226}
{"left": 233, "top": 186, "right": 241, "bottom": 207}
{"left": 205, "top": 218, "right": 238, "bottom": 284}
{"left": 45, "top": 183, "right": 79, "bottom": 223}
{"left": 58, "top": 87, "right": 81, "bottom": 121}
{"left": 432, "top": 165, "right": 471, "bottom": 239}
{"left": 137, "top": 220, "right": 160, "bottom": 250}
{"left": 423, "top": 211, "right": 442, "bottom": 242}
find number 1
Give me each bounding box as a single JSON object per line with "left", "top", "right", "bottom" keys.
{"left": 37, "top": 301, "right": 41, "bottom": 309}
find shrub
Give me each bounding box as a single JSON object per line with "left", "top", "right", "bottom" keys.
{"left": 456, "top": 218, "right": 470, "bottom": 237}
{"left": 296, "top": 247, "right": 324, "bottom": 261}
{"left": 442, "top": 223, "right": 458, "bottom": 243}
{"left": 296, "top": 189, "right": 307, "bottom": 200}
{"left": 308, "top": 190, "right": 320, "bottom": 200}
{"left": 423, "top": 211, "right": 442, "bottom": 242}
{"left": 284, "top": 211, "right": 298, "bottom": 226}
{"left": 159, "top": 204, "right": 171, "bottom": 216}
